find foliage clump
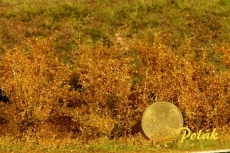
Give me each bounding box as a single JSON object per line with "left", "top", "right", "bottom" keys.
{"left": 0, "top": 34, "right": 230, "bottom": 142}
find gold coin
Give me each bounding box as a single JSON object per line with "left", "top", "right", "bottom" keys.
{"left": 141, "top": 102, "right": 183, "bottom": 140}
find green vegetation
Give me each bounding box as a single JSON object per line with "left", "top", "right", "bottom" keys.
{"left": 0, "top": 135, "right": 229, "bottom": 153}
{"left": 0, "top": 0, "right": 230, "bottom": 152}
{"left": 1, "top": 0, "right": 230, "bottom": 53}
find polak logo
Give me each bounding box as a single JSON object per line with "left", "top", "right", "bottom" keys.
{"left": 179, "top": 127, "right": 218, "bottom": 143}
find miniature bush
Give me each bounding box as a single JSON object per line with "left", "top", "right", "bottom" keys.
{"left": 0, "top": 34, "right": 230, "bottom": 141}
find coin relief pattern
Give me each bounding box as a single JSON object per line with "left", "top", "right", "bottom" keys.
{"left": 142, "top": 102, "right": 183, "bottom": 139}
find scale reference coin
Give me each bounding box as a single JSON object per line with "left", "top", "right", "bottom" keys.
{"left": 141, "top": 102, "right": 183, "bottom": 140}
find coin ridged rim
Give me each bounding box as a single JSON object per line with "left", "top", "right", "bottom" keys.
{"left": 141, "top": 101, "right": 184, "bottom": 139}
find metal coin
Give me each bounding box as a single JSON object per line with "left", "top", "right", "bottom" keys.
{"left": 141, "top": 102, "right": 183, "bottom": 140}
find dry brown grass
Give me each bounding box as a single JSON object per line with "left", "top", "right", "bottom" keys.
{"left": 0, "top": 34, "right": 229, "bottom": 144}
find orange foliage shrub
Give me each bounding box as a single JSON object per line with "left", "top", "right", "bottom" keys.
{"left": 0, "top": 37, "right": 75, "bottom": 137}
{"left": 0, "top": 34, "right": 230, "bottom": 141}
{"left": 130, "top": 34, "right": 230, "bottom": 132}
